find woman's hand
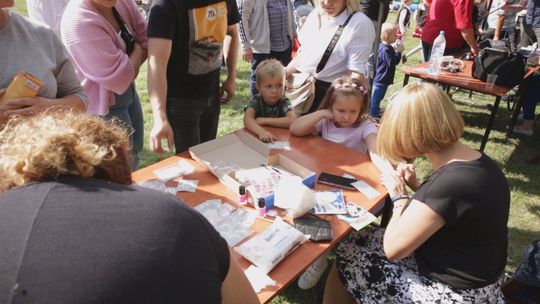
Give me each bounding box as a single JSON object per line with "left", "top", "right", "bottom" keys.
{"left": 396, "top": 163, "right": 420, "bottom": 191}
{"left": 3, "top": 96, "right": 55, "bottom": 117}
{"left": 380, "top": 171, "right": 407, "bottom": 197}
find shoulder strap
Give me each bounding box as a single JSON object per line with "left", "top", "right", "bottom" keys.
{"left": 112, "top": 7, "right": 129, "bottom": 35}
{"left": 316, "top": 12, "right": 356, "bottom": 73}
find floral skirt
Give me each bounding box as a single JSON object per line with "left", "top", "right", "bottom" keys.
{"left": 335, "top": 226, "right": 505, "bottom": 304}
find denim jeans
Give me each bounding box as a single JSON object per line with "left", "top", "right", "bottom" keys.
{"left": 167, "top": 92, "right": 220, "bottom": 154}
{"left": 522, "top": 74, "right": 540, "bottom": 120}
{"left": 370, "top": 83, "right": 388, "bottom": 117}
{"left": 105, "top": 83, "right": 144, "bottom": 170}
{"left": 250, "top": 46, "right": 292, "bottom": 96}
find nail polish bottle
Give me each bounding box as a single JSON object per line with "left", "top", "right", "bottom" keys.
{"left": 257, "top": 197, "right": 266, "bottom": 217}
{"left": 238, "top": 185, "right": 247, "bottom": 205}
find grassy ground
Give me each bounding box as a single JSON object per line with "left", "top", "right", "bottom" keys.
{"left": 12, "top": 2, "right": 540, "bottom": 303}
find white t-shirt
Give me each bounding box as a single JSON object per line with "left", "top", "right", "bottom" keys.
{"left": 315, "top": 118, "right": 377, "bottom": 153}
{"left": 297, "top": 8, "right": 375, "bottom": 82}
{"left": 26, "top": 0, "right": 70, "bottom": 38}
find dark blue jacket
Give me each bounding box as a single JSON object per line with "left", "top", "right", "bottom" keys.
{"left": 373, "top": 43, "right": 401, "bottom": 86}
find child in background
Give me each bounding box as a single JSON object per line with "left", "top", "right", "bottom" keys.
{"left": 371, "top": 23, "right": 404, "bottom": 118}
{"left": 396, "top": 0, "right": 412, "bottom": 42}
{"left": 290, "top": 76, "right": 392, "bottom": 289}
{"left": 244, "top": 59, "right": 298, "bottom": 142}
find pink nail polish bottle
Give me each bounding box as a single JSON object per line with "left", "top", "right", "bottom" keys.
{"left": 238, "top": 185, "right": 247, "bottom": 205}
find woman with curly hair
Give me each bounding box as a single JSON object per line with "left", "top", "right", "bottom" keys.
{"left": 0, "top": 112, "right": 257, "bottom": 304}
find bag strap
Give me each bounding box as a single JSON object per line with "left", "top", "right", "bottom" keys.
{"left": 316, "top": 12, "right": 355, "bottom": 73}
{"left": 112, "top": 7, "right": 129, "bottom": 36}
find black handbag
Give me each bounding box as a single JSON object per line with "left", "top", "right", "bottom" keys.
{"left": 472, "top": 47, "right": 526, "bottom": 88}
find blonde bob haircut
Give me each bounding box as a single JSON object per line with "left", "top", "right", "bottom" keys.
{"left": 377, "top": 82, "right": 464, "bottom": 162}
{"left": 0, "top": 111, "right": 132, "bottom": 192}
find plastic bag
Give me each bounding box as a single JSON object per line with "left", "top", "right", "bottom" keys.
{"left": 234, "top": 217, "right": 308, "bottom": 273}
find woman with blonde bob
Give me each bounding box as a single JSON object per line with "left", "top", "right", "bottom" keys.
{"left": 0, "top": 112, "right": 257, "bottom": 304}
{"left": 323, "top": 83, "right": 510, "bottom": 303}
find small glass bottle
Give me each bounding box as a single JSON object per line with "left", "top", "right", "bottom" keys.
{"left": 238, "top": 185, "right": 247, "bottom": 205}
{"left": 257, "top": 197, "right": 266, "bottom": 217}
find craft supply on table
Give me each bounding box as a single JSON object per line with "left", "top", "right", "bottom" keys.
{"left": 337, "top": 202, "right": 377, "bottom": 230}
{"left": 194, "top": 199, "right": 256, "bottom": 247}
{"left": 267, "top": 141, "right": 291, "bottom": 150}
{"left": 311, "top": 189, "right": 347, "bottom": 215}
{"left": 234, "top": 217, "right": 309, "bottom": 273}
{"left": 235, "top": 165, "right": 296, "bottom": 201}
{"left": 152, "top": 159, "right": 195, "bottom": 181}
{"left": 175, "top": 179, "right": 199, "bottom": 192}
{"left": 238, "top": 185, "right": 248, "bottom": 205}
{"left": 257, "top": 197, "right": 267, "bottom": 217}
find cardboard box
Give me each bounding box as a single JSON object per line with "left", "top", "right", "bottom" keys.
{"left": 189, "top": 133, "right": 316, "bottom": 208}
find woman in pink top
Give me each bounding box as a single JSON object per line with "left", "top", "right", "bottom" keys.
{"left": 61, "top": 0, "right": 147, "bottom": 168}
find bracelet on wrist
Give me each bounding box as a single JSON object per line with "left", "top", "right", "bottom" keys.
{"left": 390, "top": 194, "right": 410, "bottom": 203}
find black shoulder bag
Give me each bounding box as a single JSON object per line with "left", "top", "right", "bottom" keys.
{"left": 112, "top": 7, "right": 136, "bottom": 55}
{"left": 472, "top": 47, "right": 526, "bottom": 88}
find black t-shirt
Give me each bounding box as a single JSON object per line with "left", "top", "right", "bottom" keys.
{"left": 0, "top": 176, "right": 230, "bottom": 303}
{"left": 148, "top": 0, "right": 240, "bottom": 98}
{"left": 413, "top": 153, "right": 510, "bottom": 289}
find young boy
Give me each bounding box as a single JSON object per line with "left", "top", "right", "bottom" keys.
{"left": 244, "top": 59, "right": 297, "bottom": 142}
{"left": 396, "top": 0, "right": 412, "bottom": 42}
{"left": 370, "top": 23, "right": 404, "bottom": 118}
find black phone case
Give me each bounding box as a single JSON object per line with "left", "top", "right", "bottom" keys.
{"left": 317, "top": 172, "right": 356, "bottom": 190}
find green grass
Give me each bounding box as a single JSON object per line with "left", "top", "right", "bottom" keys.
{"left": 11, "top": 3, "right": 540, "bottom": 303}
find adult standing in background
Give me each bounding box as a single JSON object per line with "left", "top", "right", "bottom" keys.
{"left": 0, "top": 0, "right": 86, "bottom": 125}
{"left": 147, "top": 0, "right": 240, "bottom": 154}
{"left": 61, "top": 0, "right": 148, "bottom": 169}
{"left": 286, "top": 0, "right": 375, "bottom": 113}
{"left": 26, "top": 0, "right": 70, "bottom": 37}
{"left": 238, "top": 0, "right": 295, "bottom": 96}
{"left": 421, "top": 0, "right": 479, "bottom": 61}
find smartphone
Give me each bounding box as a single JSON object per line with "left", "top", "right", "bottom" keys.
{"left": 317, "top": 172, "right": 357, "bottom": 190}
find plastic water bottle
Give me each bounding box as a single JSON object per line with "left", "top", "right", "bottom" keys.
{"left": 428, "top": 31, "right": 446, "bottom": 75}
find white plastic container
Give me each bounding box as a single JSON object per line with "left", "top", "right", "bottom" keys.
{"left": 428, "top": 31, "right": 446, "bottom": 75}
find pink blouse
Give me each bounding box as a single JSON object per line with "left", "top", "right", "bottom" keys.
{"left": 61, "top": 0, "right": 148, "bottom": 115}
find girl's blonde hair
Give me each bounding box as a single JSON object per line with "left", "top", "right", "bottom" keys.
{"left": 318, "top": 77, "right": 369, "bottom": 126}
{"left": 377, "top": 82, "right": 464, "bottom": 162}
{"left": 0, "top": 111, "right": 132, "bottom": 192}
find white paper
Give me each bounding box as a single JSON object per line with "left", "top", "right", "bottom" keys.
{"left": 176, "top": 179, "right": 199, "bottom": 192}
{"left": 351, "top": 180, "right": 381, "bottom": 200}
{"left": 153, "top": 160, "right": 195, "bottom": 181}
{"left": 244, "top": 265, "right": 276, "bottom": 293}
{"left": 267, "top": 141, "right": 291, "bottom": 150}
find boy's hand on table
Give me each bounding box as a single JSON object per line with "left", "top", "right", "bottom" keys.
{"left": 257, "top": 130, "right": 277, "bottom": 143}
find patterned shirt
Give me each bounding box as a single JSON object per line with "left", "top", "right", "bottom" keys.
{"left": 246, "top": 94, "right": 292, "bottom": 118}
{"left": 267, "top": 0, "right": 291, "bottom": 52}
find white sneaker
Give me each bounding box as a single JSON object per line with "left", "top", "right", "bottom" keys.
{"left": 513, "top": 125, "right": 534, "bottom": 136}
{"left": 297, "top": 256, "right": 328, "bottom": 290}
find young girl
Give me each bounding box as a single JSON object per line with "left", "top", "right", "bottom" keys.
{"left": 290, "top": 76, "right": 392, "bottom": 289}
{"left": 291, "top": 77, "right": 383, "bottom": 158}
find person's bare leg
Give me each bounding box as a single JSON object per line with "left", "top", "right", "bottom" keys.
{"left": 323, "top": 262, "right": 356, "bottom": 304}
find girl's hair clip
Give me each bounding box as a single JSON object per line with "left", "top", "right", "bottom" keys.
{"left": 335, "top": 82, "right": 367, "bottom": 94}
